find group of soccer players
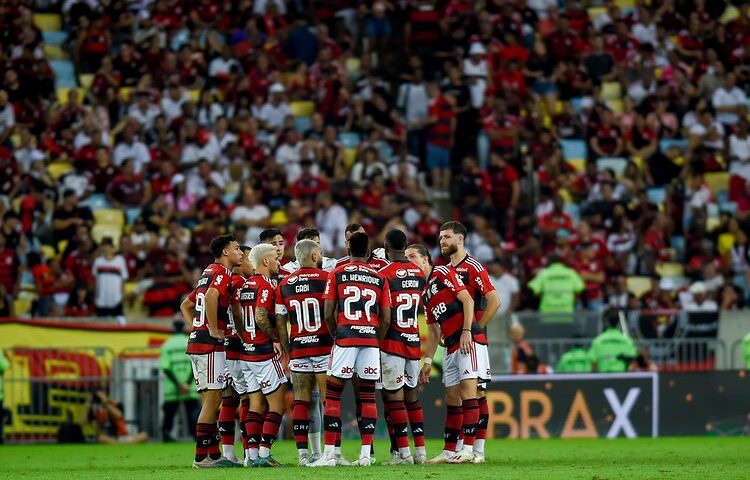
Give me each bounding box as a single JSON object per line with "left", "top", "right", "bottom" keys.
{"left": 183, "top": 220, "right": 500, "bottom": 468}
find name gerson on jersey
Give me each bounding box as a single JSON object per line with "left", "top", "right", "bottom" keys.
{"left": 379, "top": 261, "right": 426, "bottom": 360}
{"left": 324, "top": 262, "right": 391, "bottom": 348}
{"left": 186, "top": 263, "right": 233, "bottom": 355}
{"left": 450, "top": 254, "right": 495, "bottom": 345}
{"left": 423, "top": 265, "right": 468, "bottom": 354}
{"left": 236, "top": 274, "right": 277, "bottom": 361}
{"left": 276, "top": 267, "right": 333, "bottom": 358}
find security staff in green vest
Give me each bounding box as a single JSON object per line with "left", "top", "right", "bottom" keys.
{"left": 588, "top": 312, "right": 637, "bottom": 373}
{"left": 161, "top": 320, "right": 199, "bottom": 441}
{"left": 556, "top": 344, "right": 593, "bottom": 373}
{"left": 528, "top": 254, "right": 585, "bottom": 313}
{"left": 743, "top": 331, "right": 750, "bottom": 369}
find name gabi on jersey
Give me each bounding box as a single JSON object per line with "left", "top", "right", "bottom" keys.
{"left": 340, "top": 273, "right": 381, "bottom": 285}
{"left": 294, "top": 284, "right": 310, "bottom": 293}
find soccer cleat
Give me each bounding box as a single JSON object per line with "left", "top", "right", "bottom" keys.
{"left": 334, "top": 453, "right": 352, "bottom": 466}
{"left": 193, "top": 457, "right": 241, "bottom": 468}
{"left": 427, "top": 451, "right": 454, "bottom": 464}
{"left": 357, "top": 455, "right": 371, "bottom": 467}
{"left": 414, "top": 453, "right": 427, "bottom": 465}
{"left": 257, "top": 455, "right": 283, "bottom": 467}
{"left": 391, "top": 455, "right": 415, "bottom": 465}
{"left": 224, "top": 457, "right": 243, "bottom": 467}
{"left": 473, "top": 453, "right": 485, "bottom": 464}
{"left": 382, "top": 452, "right": 401, "bottom": 466}
{"left": 298, "top": 452, "right": 310, "bottom": 466}
{"left": 192, "top": 458, "right": 213, "bottom": 468}
{"left": 243, "top": 457, "right": 257, "bottom": 468}
{"left": 307, "top": 456, "right": 336, "bottom": 467}
{"left": 447, "top": 450, "right": 475, "bottom": 464}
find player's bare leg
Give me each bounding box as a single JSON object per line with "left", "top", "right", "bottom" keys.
{"left": 292, "top": 372, "right": 315, "bottom": 465}
{"left": 404, "top": 386, "right": 426, "bottom": 463}
{"left": 256, "top": 384, "right": 287, "bottom": 467}
{"left": 382, "top": 386, "right": 414, "bottom": 465}
{"left": 218, "top": 388, "right": 241, "bottom": 464}
{"left": 242, "top": 392, "right": 267, "bottom": 466}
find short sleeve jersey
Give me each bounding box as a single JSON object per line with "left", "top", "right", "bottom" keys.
{"left": 423, "top": 265, "right": 468, "bottom": 354}
{"left": 378, "top": 260, "right": 426, "bottom": 360}
{"left": 186, "top": 263, "right": 232, "bottom": 355}
{"left": 276, "top": 267, "right": 333, "bottom": 359}
{"left": 450, "top": 255, "right": 495, "bottom": 345}
{"left": 324, "top": 262, "right": 390, "bottom": 348}
{"left": 236, "top": 274, "right": 277, "bottom": 361}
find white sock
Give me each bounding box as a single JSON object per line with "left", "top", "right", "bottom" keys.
{"left": 360, "top": 445, "right": 371, "bottom": 459}
{"left": 259, "top": 446, "right": 270, "bottom": 458}
{"left": 222, "top": 445, "right": 237, "bottom": 460}
{"left": 463, "top": 444, "right": 474, "bottom": 453}
{"left": 456, "top": 438, "right": 464, "bottom": 451}
{"left": 324, "top": 445, "right": 336, "bottom": 458}
{"left": 475, "top": 439, "right": 485, "bottom": 454}
{"left": 298, "top": 448, "right": 309, "bottom": 458}
{"left": 416, "top": 446, "right": 426, "bottom": 457}
{"left": 248, "top": 448, "right": 259, "bottom": 461}
{"left": 244, "top": 448, "right": 250, "bottom": 459}
{"left": 309, "top": 432, "right": 321, "bottom": 455}
{"left": 399, "top": 447, "right": 411, "bottom": 458}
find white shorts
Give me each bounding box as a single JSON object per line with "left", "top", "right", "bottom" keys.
{"left": 378, "top": 352, "right": 419, "bottom": 391}
{"left": 289, "top": 355, "right": 330, "bottom": 374}
{"left": 190, "top": 351, "right": 227, "bottom": 392}
{"left": 225, "top": 358, "right": 248, "bottom": 394}
{"left": 327, "top": 345, "right": 380, "bottom": 380}
{"left": 241, "top": 357, "right": 287, "bottom": 395}
{"left": 442, "top": 343, "right": 479, "bottom": 388}
{"left": 474, "top": 343, "right": 491, "bottom": 384}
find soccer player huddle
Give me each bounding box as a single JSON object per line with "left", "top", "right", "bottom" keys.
{"left": 183, "top": 220, "right": 500, "bottom": 468}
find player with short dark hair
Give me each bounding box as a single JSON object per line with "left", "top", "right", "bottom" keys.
{"left": 408, "top": 243, "right": 478, "bottom": 464}
{"left": 182, "top": 234, "right": 242, "bottom": 468}
{"left": 335, "top": 224, "right": 389, "bottom": 270}
{"left": 275, "top": 239, "right": 333, "bottom": 465}
{"left": 308, "top": 232, "right": 391, "bottom": 467}
{"left": 281, "top": 228, "right": 338, "bottom": 273}
{"left": 378, "top": 230, "right": 427, "bottom": 465}
{"left": 438, "top": 221, "right": 500, "bottom": 463}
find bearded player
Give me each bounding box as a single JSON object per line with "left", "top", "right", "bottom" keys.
{"left": 275, "top": 239, "right": 333, "bottom": 465}
{"left": 438, "top": 221, "right": 500, "bottom": 463}
{"left": 378, "top": 230, "right": 427, "bottom": 465}
{"left": 406, "top": 243, "right": 478, "bottom": 464}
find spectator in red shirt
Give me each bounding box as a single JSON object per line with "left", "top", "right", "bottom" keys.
{"left": 289, "top": 159, "right": 329, "bottom": 201}
{"left": 488, "top": 152, "right": 520, "bottom": 236}
{"left": 574, "top": 242, "right": 606, "bottom": 312}
{"left": 107, "top": 159, "right": 151, "bottom": 208}
{"left": 425, "top": 82, "right": 456, "bottom": 195}
{"left": 589, "top": 110, "right": 624, "bottom": 160}
{"left": 65, "top": 283, "right": 95, "bottom": 317}
{"left": 539, "top": 195, "right": 574, "bottom": 239}
{"left": 0, "top": 232, "right": 18, "bottom": 296}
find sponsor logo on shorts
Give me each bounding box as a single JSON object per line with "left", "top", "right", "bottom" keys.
{"left": 405, "top": 373, "right": 413, "bottom": 381}
{"left": 260, "top": 380, "right": 272, "bottom": 389}
{"left": 396, "top": 374, "right": 404, "bottom": 384}
{"left": 291, "top": 363, "right": 304, "bottom": 369}
{"left": 363, "top": 366, "right": 379, "bottom": 376}
{"left": 341, "top": 366, "right": 355, "bottom": 374}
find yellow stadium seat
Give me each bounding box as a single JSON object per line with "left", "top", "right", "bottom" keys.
{"left": 48, "top": 161, "right": 72, "bottom": 180}
{"left": 79, "top": 74, "right": 94, "bottom": 90}
{"left": 290, "top": 100, "right": 315, "bottom": 117}
{"left": 119, "top": 87, "right": 134, "bottom": 103}
{"left": 569, "top": 158, "right": 586, "bottom": 173}
{"left": 93, "top": 209, "right": 125, "bottom": 227}
{"left": 56, "top": 87, "right": 86, "bottom": 105}
{"left": 10, "top": 133, "right": 21, "bottom": 148}
{"left": 705, "top": 172, "right": 729, "bottom": 195}
{"left": 558, "top": 188, "right": 573, "bottom": 204}
{"left": 626, "top": 276, "right": 653, "bottom": 299}
{"left": 587, "top": 7, "right": 607, "bottom": 22}
{"left": 615, "top": 0, "right": 636, "bottom": 7}
{"left": 41, "top": 245, "right": 57, "bottom": 261}
{"left": 188, "top": 89, "right": 201, "bottom": 102}
{"left": 602, "top": 81, "right": 622, "bottom": 101}
{"left": 720, "top": 6, "right": 739, "bottom": 24}
{"left": 632, "top": 155, "right": 644, "bottom": 171}
{"left": 269, "top": 210, "right": 288, "bottom": 226}
{"left": 33, "top": 13, "right": 62, "bottom": 31}
{"left": 92, "top": 224, "right": 122, "bottom": 246}
{"left": 343, "top": 148, "right": 358, "bottom": 170}
{"left": 124, "top": 281, "right": 139, "bottom": 296}
{"left": 58, "top": 239, "right": 69, "bottom": 254}
{"left": 608, "top": 99, "right": 623, "bottom": 114}
{"left": 656, "top": 262, "right": 685, "bottom": 278}
{"left": 13, "top": 297, "right": 32, "bottom": 317}
{"left": 707, "top": 216, "right": 721, "bottom": 232}
{"left": 43, "top": 44, "right": 68, "bottom": 60}
{"left": 345, "top": 57, "right": 361, "bottom": 78}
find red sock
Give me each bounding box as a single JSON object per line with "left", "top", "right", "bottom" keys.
{"left": 358, "top": 380, "right": 377, "bottom": 447}
{"left": 477, "top": 396, "right": 489, "bottom": 441}
{"left": 462, "top": 398, "right": 479, "bottom": 447}
{"left": 293, "top": 400, "right": 310, "bottom": 450}
{"left": 324, "top": 379, "right": 343, "bottom": 447}
{"left": 406, "top": 400, "right": 425, "bottom": 448}
{"left": 195, "top": 423, "right": 212, "bottom": 461}
{"left": 260, "top": 411, "right": 283, "bottom": 451}
{"left": 240, "top": 399, "right": 250, "bottom": 450}
{"left": 218, "top": 396, "right": 239, "bottom": 448}
{"left": 386, "top": 401, "right": 409, "bottom": 450}
{"left": 444, "top": 405, "right": 463, "bottom": 452}
{"left": 244, "top": 410, "right": 263, "bottom": 450}
{"left": 208, "top": 424, "right": 221, "bottom": 458}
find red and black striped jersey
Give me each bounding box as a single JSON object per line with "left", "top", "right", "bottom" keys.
{"left": 423, "top": 265, "right": 468, "bottom": 354}
{"left": 378, "top": 261, "right": 426, "bottom": 360}
{"left": 324, "top": 262, "right": 391, "bottom": 348}
{"left": 186, "top": 263, "right": 233, "bottom": 355}
{"left": 335, "top": 255, "right": 390, "bottom": 271}
{"left": 275, "top": 267, "right": 333, "bottom": 359}
{"left": 224, "top": 274, "right": 246, "bottom": 360}
{"left": 450, "top": 255, "right": 495, "bottom": 345}
{"left": 236, "top": 274, "right": 277, "bottom": 361}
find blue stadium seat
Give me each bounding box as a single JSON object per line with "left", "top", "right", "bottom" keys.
{"left": 125, "top": 207, "right": 142, "bottom": 225}
{"left": 563, "top": 203, "right": 580, "bottom": 222}
{"left": 294, "top": 115, "right": 311, "bottom": 133}
{"left": 338, "top": 132, "right": 360, "bottom": 149}
{"left": 647, "top": 187, "right": 666, "bottom": 205}
{"left": 717, "top": 190, "right": 729, "bottom": 205}
{"left": 670, "top": 235, "right": 685, "bottom": 260}
{"left": 719, "top": 201, "right": 738, "bottom": 216}
{"left": 659, "top": 139, "right": 688, "bottom": 152}
{"left": 222, "top": 192, "right": 236, "bottom": 206}
{"left": 596, "top": 157, "right": 628, "bottom": 176}
{"left": 570, "top": 97, "right": 583, "bottom": 113}
{"left": 86, "top": 194, "right": 110, "bottom": 210}
{"left": 42, "top": 30, "right": 67, "bottom": 46}
{"left": 50, "top": 60, "right": 77, "bottom": 88}
{"left": 561, "top": 139, "right": 587, "bottom": 161}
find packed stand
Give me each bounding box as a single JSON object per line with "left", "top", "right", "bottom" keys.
{"left": 0, "top": 0, "right": 748, "bottom": 328}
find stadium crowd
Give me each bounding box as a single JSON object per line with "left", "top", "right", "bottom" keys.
{"left": 0, "top": 0, "right": 749, "bottom": 324}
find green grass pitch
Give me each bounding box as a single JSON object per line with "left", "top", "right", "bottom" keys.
{"left": 2, "top": 437, "right": 749, "bottom": 480}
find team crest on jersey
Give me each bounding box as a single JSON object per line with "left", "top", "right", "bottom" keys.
{"left": 344, "top": 265, "right": 358, "bottom": 272}
{"left": 287, "top": 275, "right": 298, "bottom": 284}
{"left": 396, "top": 269, "right": 408, "bottom": 278}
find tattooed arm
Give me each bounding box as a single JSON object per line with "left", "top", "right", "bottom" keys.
{"left": 253, "top": 306, "right": 278, "bottom": 340}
